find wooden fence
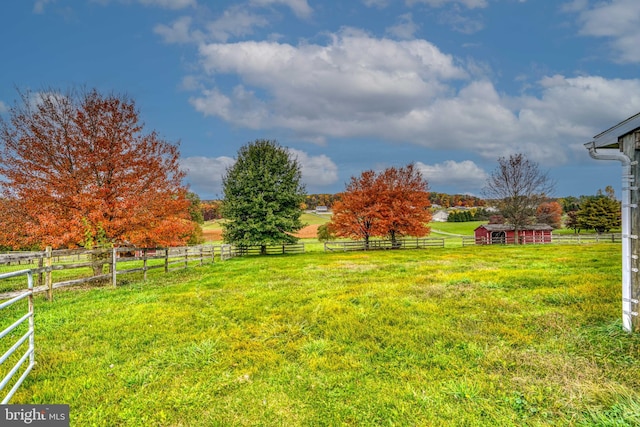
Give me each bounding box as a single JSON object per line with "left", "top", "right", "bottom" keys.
{"left": 1, "top": 233, "right": 624, "bottom": 298}
{"left": 462, "top": 233, "right": 622, "bottom": 246}
{"left": 324, "top": 238, "right": 445, "bottom": 252}
{"left": 220, "top": 243, "right": 305, "bottom": 259}
{"left": 0, "top": 245, "right": 215, "bottom": 301}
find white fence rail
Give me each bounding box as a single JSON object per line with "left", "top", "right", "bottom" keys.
{"left": 0, "top": 269, "right": 35, "bottom": 404}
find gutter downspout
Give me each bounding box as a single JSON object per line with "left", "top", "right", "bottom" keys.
{"left": 585, "top": 141, "right": 634, "bottom": 332}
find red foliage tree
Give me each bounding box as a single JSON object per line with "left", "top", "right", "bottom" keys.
{"left": 201, "top": 200, "right": 223, "bottom": 221}
{"left": 0, "top": 88, "right": 196, "bottom": 249}
{"left": 329, "top": 164, "right": 431, "bottom": 246}
{"left": 329, "top": 170, "right": 381, "bottom": 247}
{"left": 536, "top": 201, "right": 563, "bottom": 229}
{"left": 375, "top": 164, "right": 432, "bottom": 245}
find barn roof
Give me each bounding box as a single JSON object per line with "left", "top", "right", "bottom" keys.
{"left": 589, "top": 112, "right": 640, "bottom": 149}
{"left": 475, "top": 224, "right": 553, "bottom": 232}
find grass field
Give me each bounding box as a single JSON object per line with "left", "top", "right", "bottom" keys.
{"left": 201, "top": 215, "right": 619, "bottom": 246}
{"left": 3, "top": 243, "right": 639, "bottom": 426}
{"left": 429, "top": 220, "right": 485, "bottom": 236}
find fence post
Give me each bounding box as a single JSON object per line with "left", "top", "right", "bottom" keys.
{"left": 164, "top": 249, "right": 169, "bottom": 273}
{"left": 112, "top": 247, "right": 117, "bottom": 287}
{"left": 45, "top": 246, "right": 52, "bottom": 301}
{"left": 143, "top": 248, "right": 148, "bottom": 281}
{"left": 184, "top": 247, "right": 189, "bottom": 269}
{"left": 37, "top": 256, "right": 43, "bottom": 288}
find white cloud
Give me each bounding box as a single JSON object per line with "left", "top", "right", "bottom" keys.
{"left": 0, "top": 101, "right": 7, "bottom": 113}
{"left": 518, "top": 75, "right": 640, "bottom": 140}
{"left": 154, "top": 16, "right": 200, "bottom": 44}
{"left": 439, "top": 9, "right": 484, "bottom": 34}
{"left": 180, "top": 75, "right": 203, "bottom": 91}
{"left": 33, "top": 0, "right": 53, "bottom": 14}
{"left": 501, "top": 75, "right": 640, "bottom": 163}
{"left": 407, "top": 0, "right": 488, "bottom": 9}
{"left": 138, "top": 0, "right": 196, "bottom": 9}
{"left": 206, "top": 6, "right": 270, "bottom": 42}
{"left": 287, "top": 149, "right": 339, "bottom": 186}
{"left": 91, "top": 0, "right": 195, "bottom": 9}
{"left": 188, "top": 29, "right": 640, "bottom": 168}
{"left": 181, "top": 156, "right": 235, "bottom": 197}
{"left": 386, "top": 13, "right": 419, "bottom": 40}
{"left": 573, "top": 0, "right": 640, "bottom": 63}
{"left": 561, "top": 0, "right": 588, "bottom": 13}
{"left": 190, "top": 86, "right": 268, "bottom": 129}
{"left": 250, "top": 0, "right": 313, "bottom": 19}
{"left": 416, "top": 160, "right": 488, "bottom": 190}
{"left": 155, "top": 7, "right": 271, "bottom": 44}
{"left": 362, "top": 0, "right": 389, "bottom": 8}
{"left": 193, "top": 30, "right": 468, "bottom": 132}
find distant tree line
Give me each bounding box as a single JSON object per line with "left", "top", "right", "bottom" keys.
{"left": 304, "top": 194, "right": 338, "bottom": 210}
{"left": 446, "top": 208, "right": 491, "bottom": 222}
{"left": 430, "top": 193, "right": 485, "bottom": 208}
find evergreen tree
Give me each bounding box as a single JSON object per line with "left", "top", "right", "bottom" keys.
{"left": 576, "top": 196, "right": 621, "bottom": 233}
{"left": 221, "top": 140, "right": 306, "bottom": 253}
{"left": 560, "top": 196, "right": 580, "bottom": 213}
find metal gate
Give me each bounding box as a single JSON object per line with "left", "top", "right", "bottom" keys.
{"left": 0, "top": 269, "right": 35, "bottom": 404}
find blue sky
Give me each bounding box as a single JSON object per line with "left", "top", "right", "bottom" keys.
{"left": 2, "top": 0, "right": 640, "bottom": 199}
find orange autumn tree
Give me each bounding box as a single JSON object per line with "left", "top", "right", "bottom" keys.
{"left": 329, "top": 170, "right": 382, "bottom": 248}
{"left": 329, "top": 164, "right": 431, "bottom": 247}
{"left": 376, "top": 164, "right": 432, "bottom": 246}
{"left": 536, "top": 201, "right": 563, "bottom": 229}
{"left": 0, "top": 88, "right": 196, "bottom": 249}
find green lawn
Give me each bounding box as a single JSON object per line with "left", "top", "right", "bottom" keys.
{"left": 201, "top": 219, "right": 225, "bottom": 231}
{"left": 3, "top": 244, "right": 640, "bottom": 426}
{"left": 429, "top": 220, "right": 486, "bottom": 236}
{"left": 301, "top": 212, "right": 332, "bottom": 226}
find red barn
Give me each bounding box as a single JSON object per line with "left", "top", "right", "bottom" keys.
{"left": 474, "top": 224, "right": 553, "bottom": 245}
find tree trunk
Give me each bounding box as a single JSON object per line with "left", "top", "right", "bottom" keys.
{"left": 91, "top": 248, "right": 109, "bottom": 279}
{"left": 390, "top": 230, "right": 400, "bottom": 249}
